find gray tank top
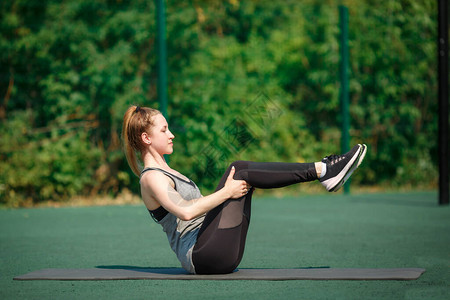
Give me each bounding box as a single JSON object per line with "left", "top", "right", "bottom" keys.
{"left": 140, "top": 168, "right": 205, "bottom": 274}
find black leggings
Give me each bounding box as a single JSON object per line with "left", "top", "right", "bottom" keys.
{"left": 191, "top": 160, "right": 318, "bottom": 274}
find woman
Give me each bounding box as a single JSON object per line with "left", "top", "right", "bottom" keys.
{"left": 122, "top": 105, "right": 366, "bottom": 274}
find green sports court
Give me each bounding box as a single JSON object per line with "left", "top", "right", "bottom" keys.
{"left": 2, "top": 191, "right": 449, "bottom": 299}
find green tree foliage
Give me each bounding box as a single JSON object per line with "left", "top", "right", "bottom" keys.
{"left": 0, "top": 0, "right": 439, "bottom": 206}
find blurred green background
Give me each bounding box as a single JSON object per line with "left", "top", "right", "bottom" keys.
{"left": 0, "top": 0, "right": 440, "bottom": 206}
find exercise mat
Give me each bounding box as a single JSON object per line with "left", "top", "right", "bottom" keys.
{"left": 14, "top": 267, "right": 425, "bottom": 281}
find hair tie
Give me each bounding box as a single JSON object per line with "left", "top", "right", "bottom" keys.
{"left": 135, "top": 106, "right": 141, "bottom": 113}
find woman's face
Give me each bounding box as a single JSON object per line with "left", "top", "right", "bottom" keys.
{"left": 148, "top": 114, "right": 175, "bottom": 155}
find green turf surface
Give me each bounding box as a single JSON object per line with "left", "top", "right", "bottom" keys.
{"left": 1, "top": 192, "right": 449, "bottom": 299}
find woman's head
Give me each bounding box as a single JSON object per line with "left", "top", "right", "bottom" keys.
{"left": 122, "top": 105, "right": 162, "bottom": 176}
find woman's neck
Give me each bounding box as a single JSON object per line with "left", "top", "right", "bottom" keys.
{"left": 141, "top": 149, "right": 169, "bottom": 170}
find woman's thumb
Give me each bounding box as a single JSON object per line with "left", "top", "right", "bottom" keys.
{"left": 227, "top": 166, "right": 235, "bottom": 180}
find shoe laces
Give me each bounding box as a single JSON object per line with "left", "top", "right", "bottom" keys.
{"left": 324, "top": 154, "right": 345, "bottom": 165}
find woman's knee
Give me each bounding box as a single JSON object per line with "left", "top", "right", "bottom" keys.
{"left": 230, "top": 160, "right": 249, "bottom": 171}
{"left": 228, "top": 161, "right": 249, "bottom": 180}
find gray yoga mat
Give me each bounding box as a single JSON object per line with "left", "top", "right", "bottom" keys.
{"left": 14, "top": 267, "right": 425, "bottom": 281}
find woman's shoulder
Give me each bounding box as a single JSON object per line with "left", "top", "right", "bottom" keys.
{"left": 140, "top": 168, "right": 174, "bottom": 189}
{"left": 139, "top": 171, "right": 169, "bottom": 211}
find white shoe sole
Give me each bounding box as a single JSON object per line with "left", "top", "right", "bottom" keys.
{"left": 331, "top": 144, "right": 367, "bottom": 192}
{"left": 321, "top": 146, "right": 362, "bottom": 192}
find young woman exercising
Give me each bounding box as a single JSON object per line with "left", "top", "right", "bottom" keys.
{"left": 122, "top": 106, "right": 366, "bottom": 274}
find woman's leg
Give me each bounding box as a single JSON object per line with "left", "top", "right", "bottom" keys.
{"left": 192, "top": 160, "right": 318, "bottom": 274}
{"left": 192, "top": 144, "right": 364, "bottom": 274}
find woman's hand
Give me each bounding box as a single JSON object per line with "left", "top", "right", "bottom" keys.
{"left": 224, "top": 166, "right": 252, "bottom": 199}
{"left": 141, "top": 166, "right": 253, "bottom": 221}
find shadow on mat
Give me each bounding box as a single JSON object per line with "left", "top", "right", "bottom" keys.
{"left": 97, "top": 265, "right": 170, "bottom": 270}
{"left": 95, "top": 265, "right": 330, "bottom": 274}
{"left": 96, "top": 266, "right": 191, "bottom": 274}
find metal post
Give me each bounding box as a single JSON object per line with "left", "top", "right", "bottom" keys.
{"left": 438, "top": 0, "right": 449, "bottom": 205}
{"left": 339, "top": 5, "right": 350, "bottom": 194}
{"left": 156, "top": 0, "right": 168, "bottom": 120}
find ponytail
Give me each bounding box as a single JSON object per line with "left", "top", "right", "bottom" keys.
{"left": 122, "top": 105, "right": 161, "bottom": 177}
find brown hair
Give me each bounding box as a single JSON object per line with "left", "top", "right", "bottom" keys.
{"left": 122, "top": 105, "right": 161, "bottom": 177}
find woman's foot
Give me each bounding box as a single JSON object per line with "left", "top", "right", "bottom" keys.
{"left": 329, "top": 144, "right": 367, "bottom": 192}
{"left": 319, "top": 145, "right": 362, "bottom": 192}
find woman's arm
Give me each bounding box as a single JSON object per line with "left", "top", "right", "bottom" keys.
{"left": 141, "top": 167, "right": 248, "bottom": 221}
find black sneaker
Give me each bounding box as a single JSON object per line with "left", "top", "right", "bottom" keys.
{"left": 330, "top": 144, "right": 367, "bottom": 192}
{"left": 319, "top": 145, "right": 361, "bottom": 192}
